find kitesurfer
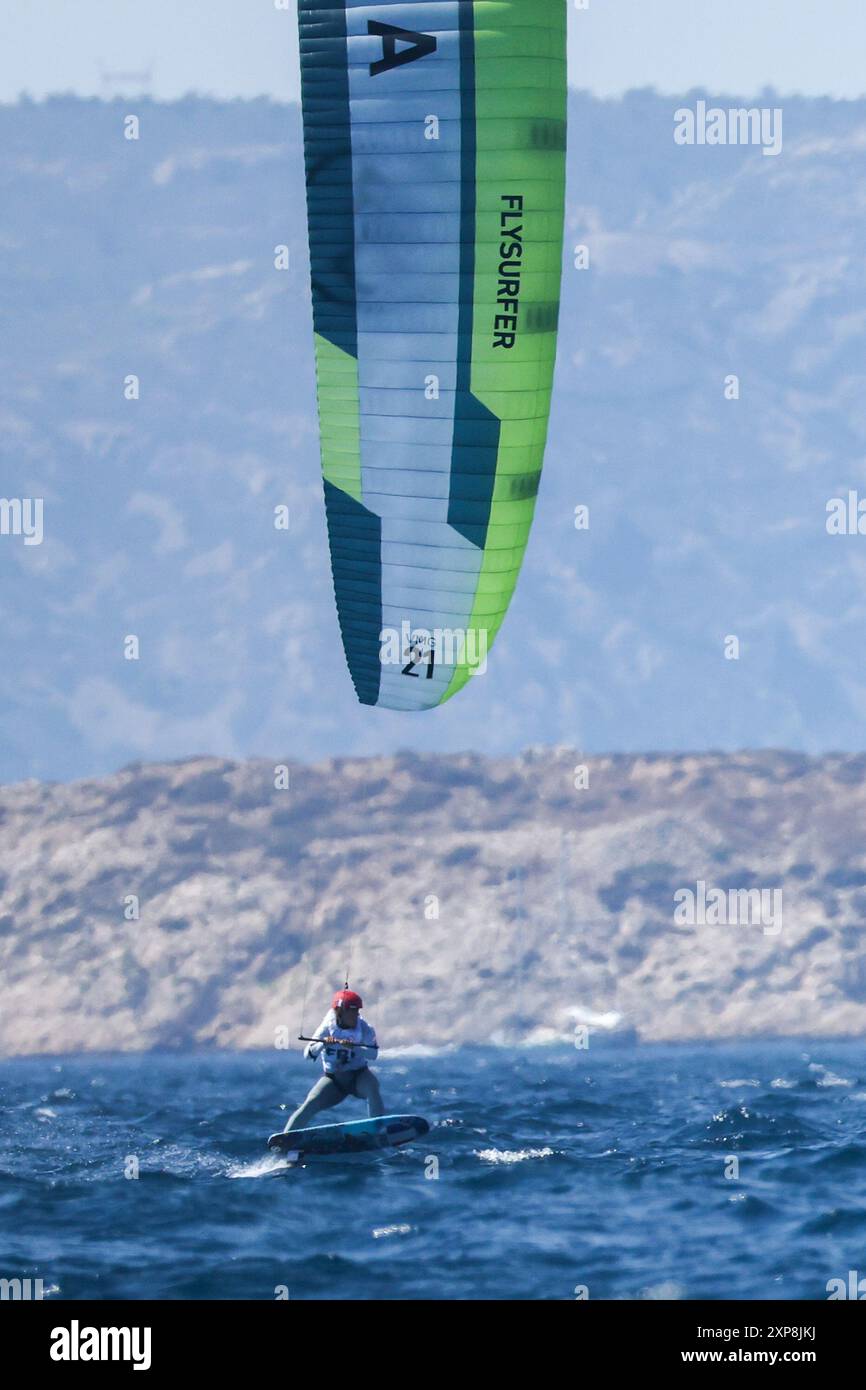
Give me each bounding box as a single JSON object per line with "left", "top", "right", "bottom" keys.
{"left": 283, "top": 989, "right": 385, "bottom": 1132}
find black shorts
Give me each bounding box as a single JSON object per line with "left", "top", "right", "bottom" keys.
{"left": 328, "top": 1066, "right": 370, "bottom": 1098}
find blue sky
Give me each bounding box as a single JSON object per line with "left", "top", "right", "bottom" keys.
{"left": 3, "top": 0, "right": 866, "bottom": 104}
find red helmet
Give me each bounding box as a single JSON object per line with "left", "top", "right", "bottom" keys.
{"left": 332, "top": 989, "right": 363, "bottom": 1011}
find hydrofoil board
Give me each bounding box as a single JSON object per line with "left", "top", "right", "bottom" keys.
{"left": 267, "top": 1113, "right": 429, "bottom": 1156}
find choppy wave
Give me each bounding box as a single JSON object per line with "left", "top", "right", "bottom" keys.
{"left": 2, "top": 1040, "right": 865, "bottom": 1299}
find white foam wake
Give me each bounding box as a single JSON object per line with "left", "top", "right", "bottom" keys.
{"left": 475, "top": 1146, "right": 555, "bottom": 1165}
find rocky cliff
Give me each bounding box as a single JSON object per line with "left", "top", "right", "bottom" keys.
{"left": 2, "top": 750, "right": 866, "bottom": 1055}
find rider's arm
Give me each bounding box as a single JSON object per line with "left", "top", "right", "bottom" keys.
{"left": 303, "top": 1013, "right": 332, "bottom": 1060}
{"left": 362, "top": 1020, "right": 379, "bottom": 1059}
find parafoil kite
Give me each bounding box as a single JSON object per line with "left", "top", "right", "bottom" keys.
{"left": 298, "top": 0, "right": 566, "bottom": 708}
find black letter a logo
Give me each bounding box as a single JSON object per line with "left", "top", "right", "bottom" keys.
{"left": 368, "top": 20, "right": 437, "bottom": 77}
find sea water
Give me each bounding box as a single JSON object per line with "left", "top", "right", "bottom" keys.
{"left": 1, "top": 1041, "right": 864, "bottom": 1301}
